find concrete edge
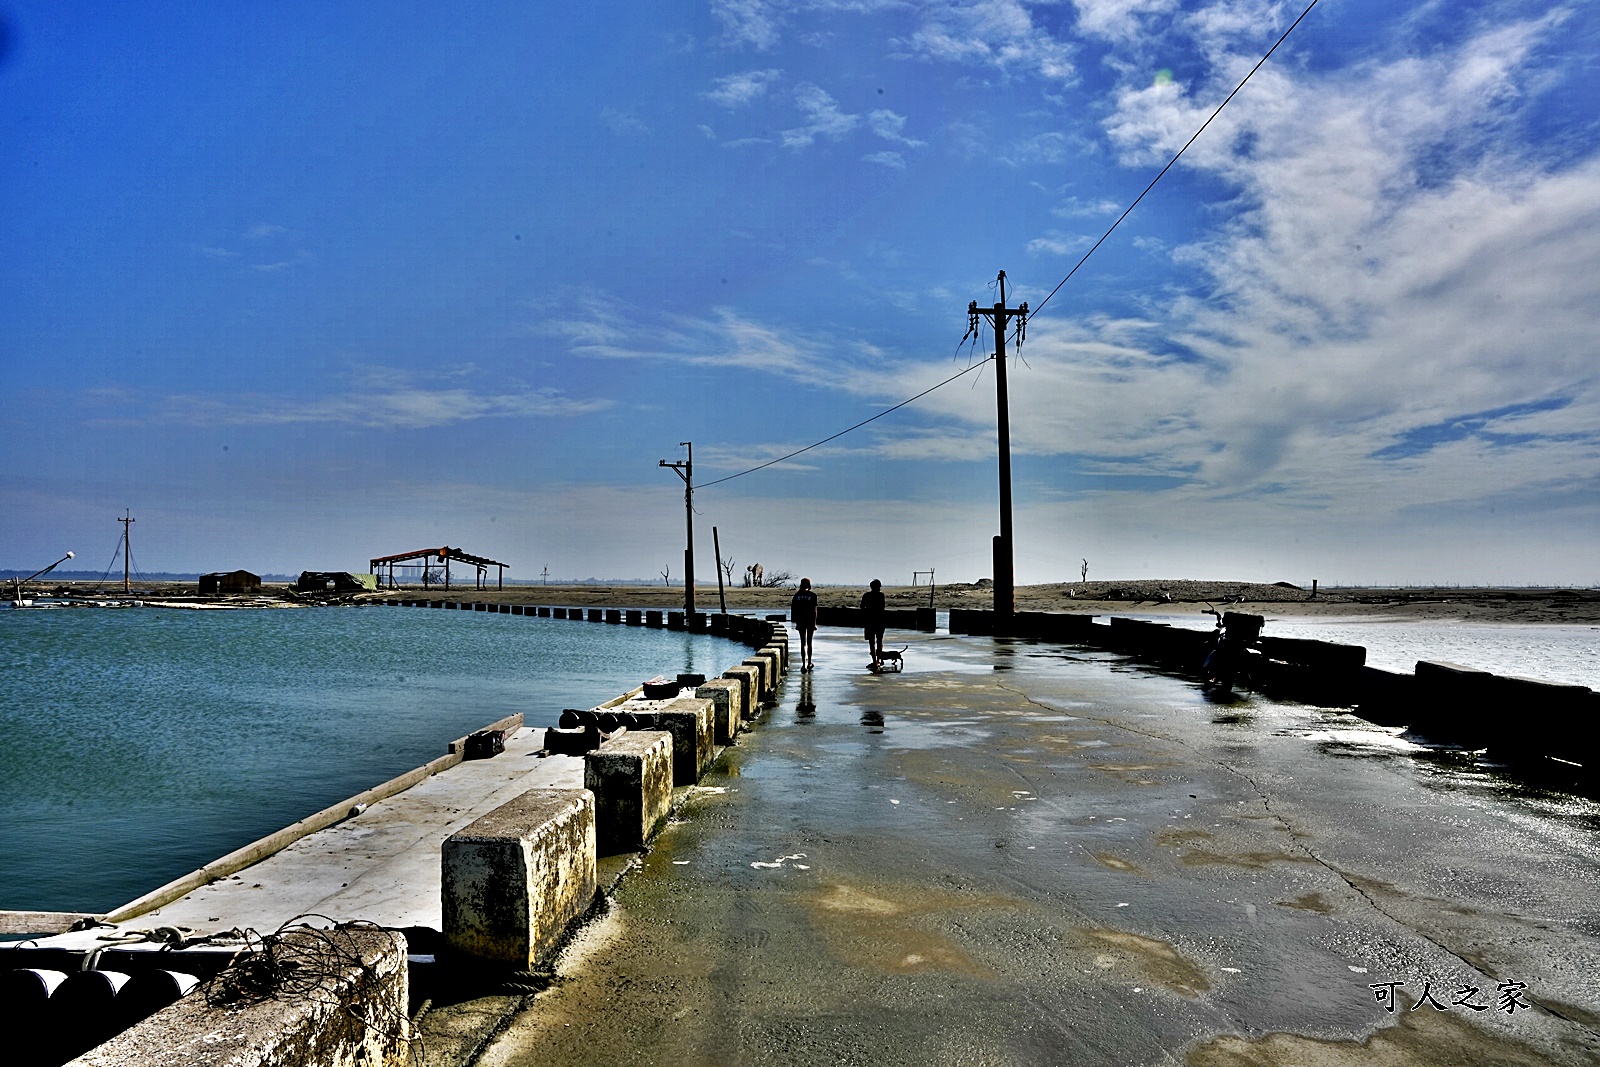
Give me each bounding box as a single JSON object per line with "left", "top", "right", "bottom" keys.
{"left": 104, "top": 712, "right": 526, "bottom": 924}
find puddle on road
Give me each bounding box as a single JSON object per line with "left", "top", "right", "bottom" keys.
{"left": 1275, "top": 891, "right": 1335, "bottom": 914}
{"left": 1079, "top": 927, "right": 1210, "bottom": 997}
{"left": 1187, "top": 1002, "right": 1557, "bottom": 1067}
{"left": 802, "top": 881, "right": 1013, "bottom": 979}
{"left": 1092, "top": 852, "right": 1144, "bottom": 874}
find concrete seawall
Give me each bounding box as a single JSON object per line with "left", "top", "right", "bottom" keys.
{"left": 0, "top": 607, "right": 789, "bottom": 1067}
{"left": 945, "top": 608, "right": 1597, "bottom": 784}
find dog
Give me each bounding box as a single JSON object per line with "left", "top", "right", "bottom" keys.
{"left": 871, "top": 647, "right": 907, "bottom": 673}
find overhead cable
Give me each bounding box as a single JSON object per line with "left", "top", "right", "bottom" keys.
{"left": 1029, "top": 0, "right": 1323, "bottom": 319}
{"left": 698, "top": 356, "right": 992, "bottom": 489}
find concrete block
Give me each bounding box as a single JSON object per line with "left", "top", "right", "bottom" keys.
{"left": 553, "top": 607, "right": 568, "bottom": 618}
{"left": 746, "top": 651, "right": 780, "bottom": 699}
{"left": 617, "top": 697, "right": 714, "bottom": 784}
{"left": 948, "top": 609, "right": 993, "bottom": 635}
{"left": 587, "top": 608, "right": 603, "bottom": 622}
{"left": 585, "top": 731, "right": 673, "bottom": 853}
{"left": 625, "top": 609, "right": 643, "bottom": 626}
{"left": 722, "top": 665, "right": 760, "bottom": 724}
{"left": 1259, "top": 635, "right": 1367, "bottom": 670}
{"left": 740, "top": 656, "right": 772, "bottom": 702}
{"left": 605, "top": 609, "right": 622, "bottom": 624}
{"left": 73, "top": 928, "right": 408, "bottom": 1067}
{"left": 761, "top": 641, "right": 787, "bottom": 675}
{"left": 442, "top": 789, "right": 597, "bottom": 970}
{"left": 645, "top": 610, "right": 664, "bottom": 628}
{"left": 1413, "top": 660, "right": 1496, "bottom": 744}
{"left": 695, "top": 678, "right": 744, "bottom": 744}
{"left": 667, "top": 611, "right": 685, "bottom": 631}
{"left": 537, "top": 606, "right": 551, "bottom": 617}
{"left": 1487, "top": 675, "right": 1594, "bottom": 761}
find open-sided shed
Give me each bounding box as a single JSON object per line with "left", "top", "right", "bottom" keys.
{"left": 368, "top": 546, "right": 508, "bottom": 590}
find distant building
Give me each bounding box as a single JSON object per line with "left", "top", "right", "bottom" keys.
{"left": 200, "top": 569, "right": 261, "bottom": 596}
{"left": 296, "top": 571, "right": 379, "bottom": 593}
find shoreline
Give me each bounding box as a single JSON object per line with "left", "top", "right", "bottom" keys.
{"left": 27, "top": 578, "right": 1600, "bottom": 624}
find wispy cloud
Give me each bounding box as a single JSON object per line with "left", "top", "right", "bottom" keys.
{"left": 864, "top": 150, "right": 906, "bottom": 168}
{"left": 901, "top": 0, "right": 1076, "bottom": 84}
{"left": 600, "top": 107, "right": 649, "bottom": 136}
{"left": 91, "top": 376, "right": 610, "bottom": 431}
{"left": 705, "top": 68, "right": 782, "bottom": 107}
{"left": 781, "top": 83, "right": 861, "bottom": 149}
{"left": 711, "top": 0, "right": 784, "bottom": 50}
{"left": 867, "top": 108, "right": 925, "bottom": 147}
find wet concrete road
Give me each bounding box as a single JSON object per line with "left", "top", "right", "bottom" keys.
{"left": 474, "top": 629, "right": 1600, "bottom": 1066}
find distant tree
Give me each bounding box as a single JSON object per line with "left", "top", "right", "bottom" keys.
{"left": 660, "top": 564, "right": 671, "bottom": 586}
{"left": 719, "top": 554, "right": 737, "bottom": 586}
{"left": 760, "top": 569, "right": 795, "bottom": 588}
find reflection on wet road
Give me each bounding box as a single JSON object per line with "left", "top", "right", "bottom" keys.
{"left": 478, "top": 628, "right": 1600, "bottom": 1066}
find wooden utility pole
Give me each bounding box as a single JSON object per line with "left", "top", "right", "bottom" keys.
{"left": 712, "top": 526, "right": 727, "bottom": 614}
{"left": 968, "top": 271, "right": 1027, "bottom": 618}
{"left": 659, "top": 442, "right": 695, "bottom": 616}
{"left": 118, "top": 510, "right": 135, "bottom": 593}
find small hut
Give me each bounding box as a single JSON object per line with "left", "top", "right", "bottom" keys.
{"left": 199, "top": 570, "right": 261, "bottom": 596}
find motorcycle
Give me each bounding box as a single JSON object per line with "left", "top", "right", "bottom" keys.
{"left": 1200, "top": 606, "right": 1264, "bottom": 694}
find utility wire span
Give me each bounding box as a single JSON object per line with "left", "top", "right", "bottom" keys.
{"left": 698, "top": 356, "right": 993, "bottom": 489}
{"left": 1030, "top": 0, "right": 1323, "bottom": 320}
{"left": 697, "top": 0, "right": 1320, "bottom": 490}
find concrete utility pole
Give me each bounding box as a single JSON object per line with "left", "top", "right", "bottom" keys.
{"left": 968, "top": 271, "right": 1027, "bottom": 618}
{"left": 118, "top": 509, "right": 135, "bottom": 593}
{"left": 659, "top": 442, "right": 695, "bottom": 616}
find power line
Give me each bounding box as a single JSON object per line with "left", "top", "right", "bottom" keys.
{"left": 699, "top": 356, "right": 993, "bottom": 489}
{"left": 697, "top": 0, "right": 1321, "bottom": 492}
{"left": 1030, "top": 0, "right": 1323, "bottom": 320}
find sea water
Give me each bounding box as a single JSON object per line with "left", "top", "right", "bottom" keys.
{"left": 0, "top": 605, "right": 742, "bottom": 914}
{"left": 1121, "top": 611, "right": 1600, "bottom": 690}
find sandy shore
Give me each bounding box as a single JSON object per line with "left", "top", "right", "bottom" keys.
{"left": 39, "top": 578, "right": 1600, "bottom": 624}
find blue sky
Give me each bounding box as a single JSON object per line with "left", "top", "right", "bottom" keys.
{"left": 3, "top": 0, "right": 1598, "bottom": 586}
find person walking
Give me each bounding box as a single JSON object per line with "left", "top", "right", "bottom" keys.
{"left": 861, "top": 578, "right": 886, "bottom": 671}
{"left": 790, "top": 577, "right": 819, "bottom": 672}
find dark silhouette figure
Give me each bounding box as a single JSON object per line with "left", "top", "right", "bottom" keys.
{"left": 790, "top": 577, "right": 819, "bottom": 671}
{"left": 861, "top": 578, "right": 887, "bottom": 670}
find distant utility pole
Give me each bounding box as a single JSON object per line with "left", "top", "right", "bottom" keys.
{"left": 118, "top": 509, "right": 136, "bottom": 593}
{"left": 712, "top": 525, "right": 727, "bottom": 614}
{"left": 659, "top": 442, "right": 695, "bottom": 616}
{"left": 541, "top": 565, "right": 549, "bottom": 585}
{"left": 968, "top": 270, "right": 1027, "bottom": 619}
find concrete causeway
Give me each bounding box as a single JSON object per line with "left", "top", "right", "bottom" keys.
{"left": 34, "top": 727, "right": 584, "bottom": 948}
{"left": 466, "top": 626, "right": 1600, "bottom": 1067}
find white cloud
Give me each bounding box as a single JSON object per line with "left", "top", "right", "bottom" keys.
{"left": 864, "top": 150, "right": 907, "bottom": 168}
{"left": 712, "top": 0, "right": 784, "bottom": 49}
{"left": 781, "top": 83, "right": 861, "bottom": 148}
{"left": 150, "top": 387, "right": 609, "bottom": 431}
{"left": 705, "top": 68, "right": 783, "bottom": 107}
{"left": 600, "top": 108, "right": 649, "bottom": 136}
{"left": 1072, "top": 0, "right": 1179, "bottom": 42}
{"left": 868, "top": 108, "right": 926, "bottom": 146}
{"left": 902, "top": 0, "right": 1076, "bottom": 84}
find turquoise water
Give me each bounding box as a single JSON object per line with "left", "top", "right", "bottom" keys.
{"left": 0, "top": 605, "right": 740, "bottom": 913}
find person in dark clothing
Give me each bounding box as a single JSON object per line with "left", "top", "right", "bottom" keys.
{"left": 790, "top": 577, "right": 819, "bottom": 672}
{"left": 860, "top": 578, "right": 886, "bottom": 670}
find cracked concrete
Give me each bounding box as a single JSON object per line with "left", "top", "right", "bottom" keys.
{"left": 467, "top": 628, "right": 1600, "bottom": 1066}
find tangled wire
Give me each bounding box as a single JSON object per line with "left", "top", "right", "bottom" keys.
{"left": 207, "top": 914, "right": 423, "bottom": 1065}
